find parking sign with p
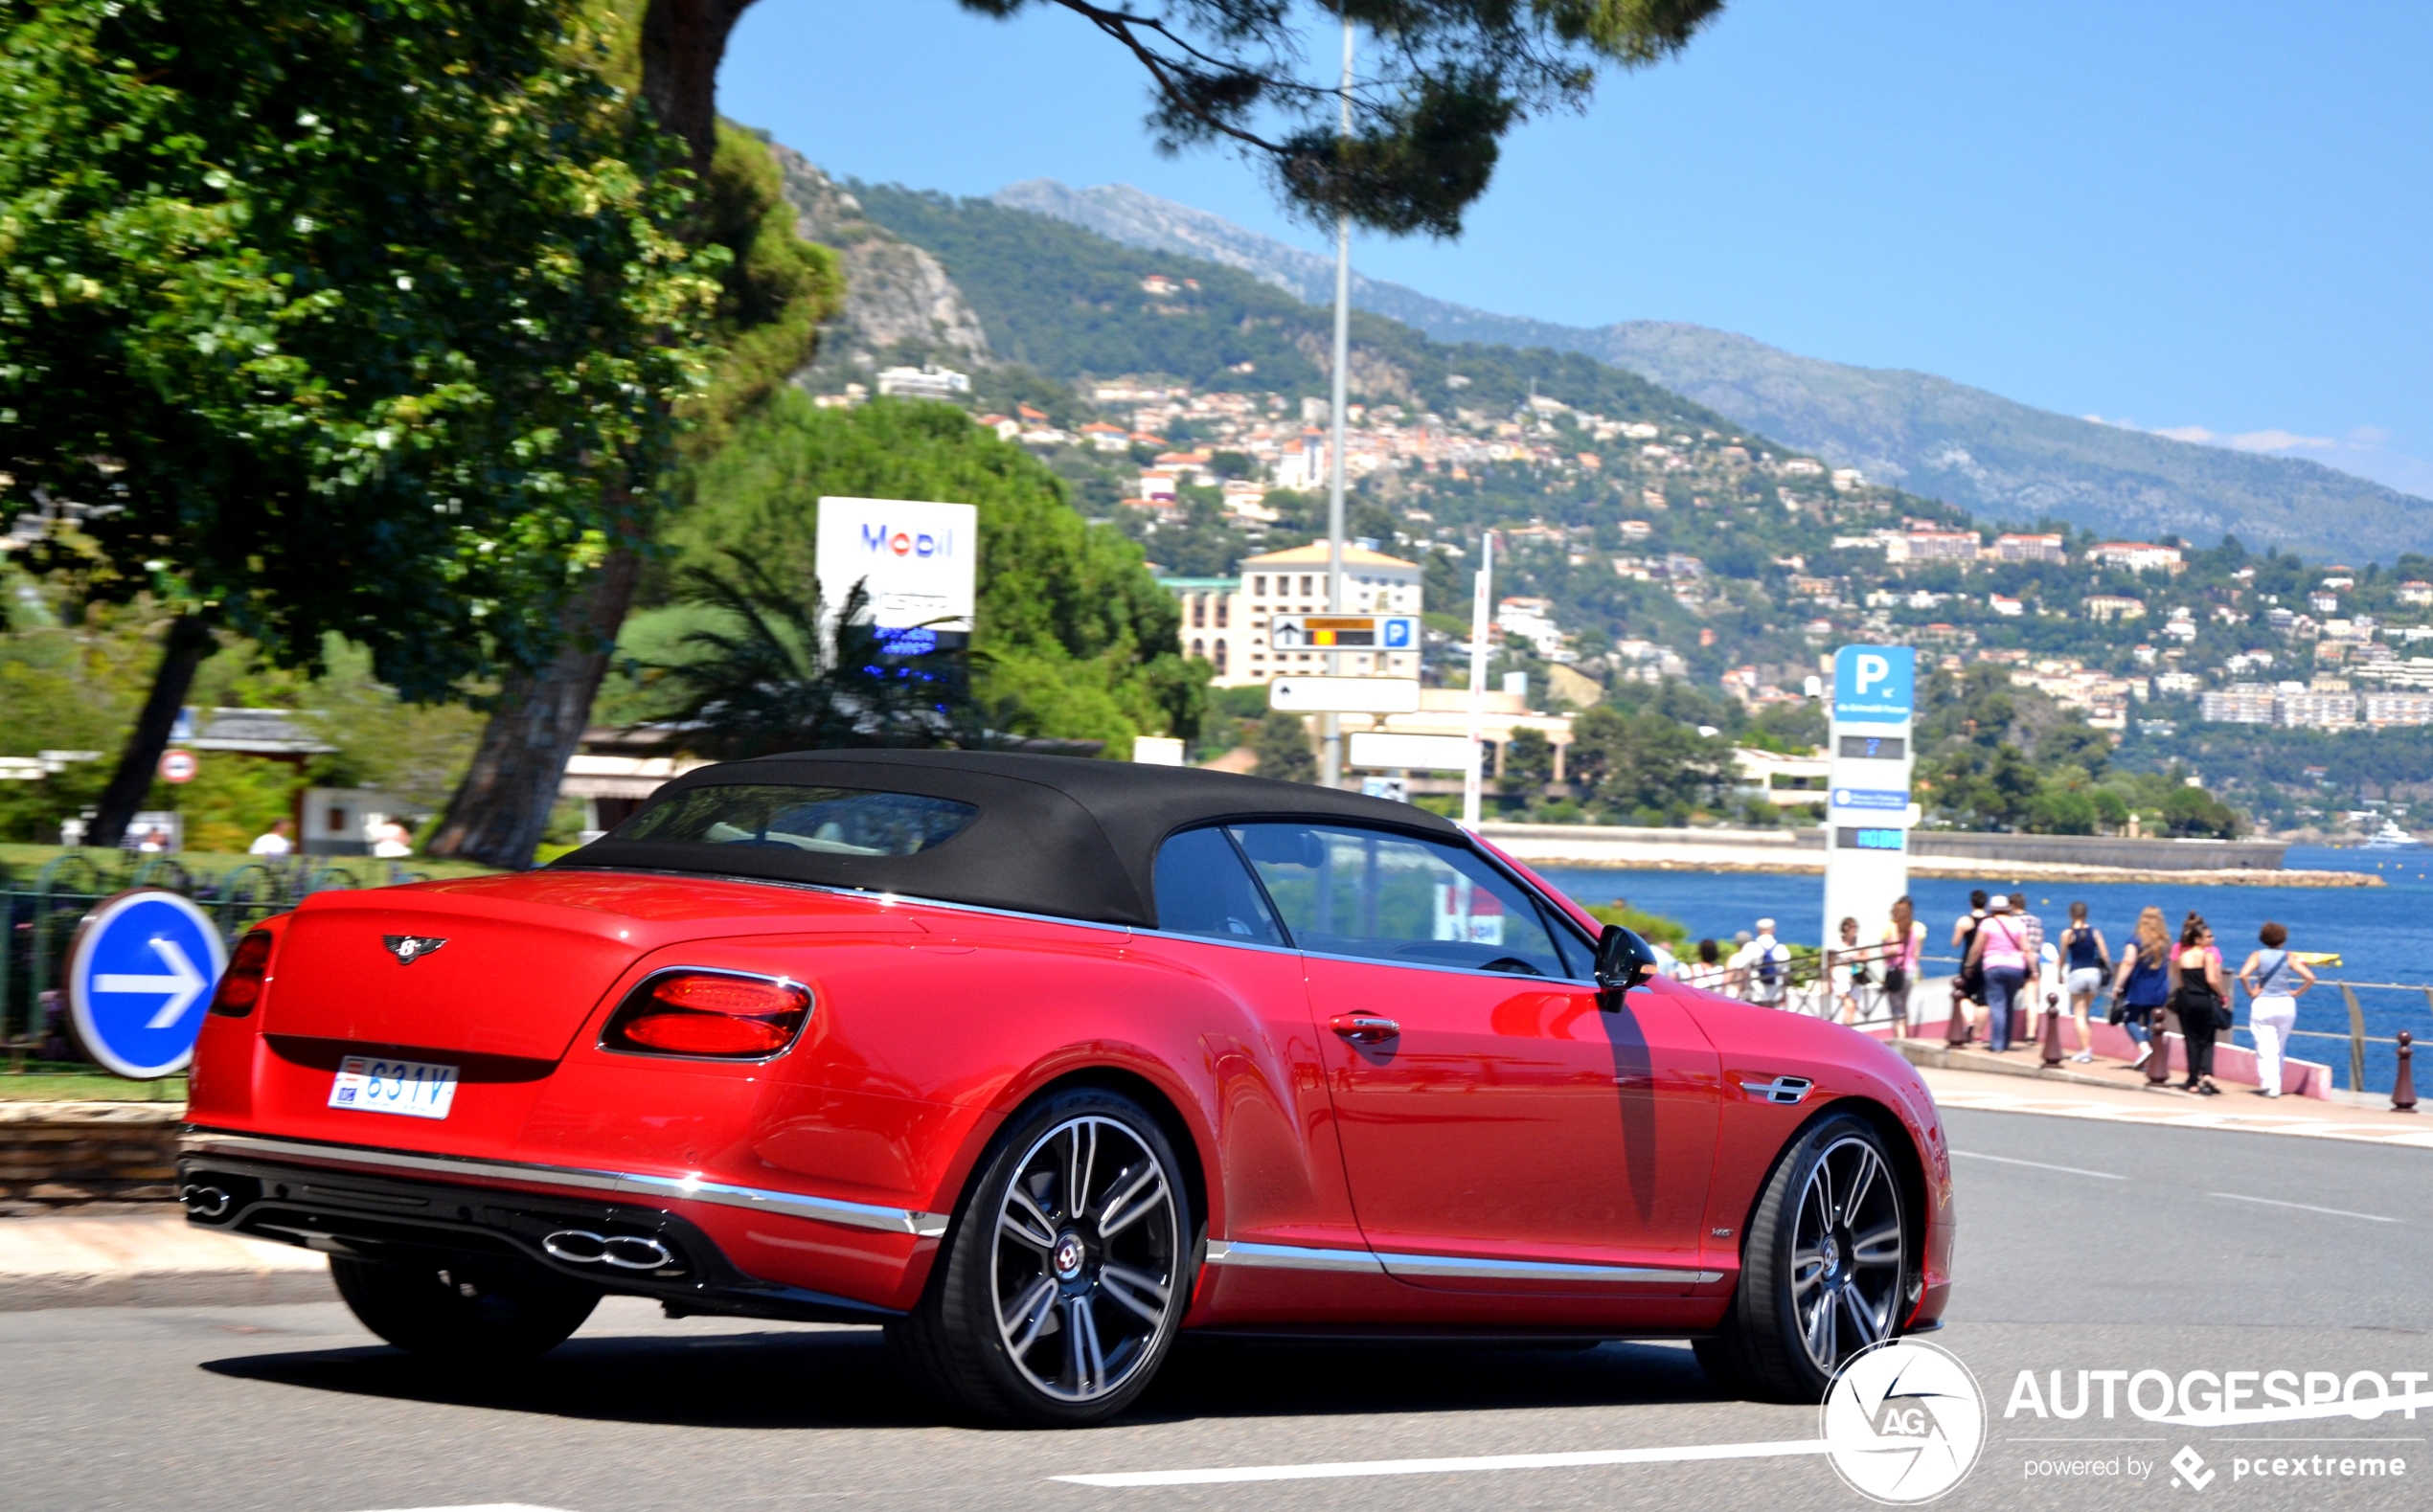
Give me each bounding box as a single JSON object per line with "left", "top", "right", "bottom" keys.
{"left": 1832, "top": 644, "right": 1915, "bottom": 725}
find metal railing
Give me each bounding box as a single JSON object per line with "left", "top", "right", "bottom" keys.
{"left": 0, "top": 851, "right": 423, "bottom": 1064}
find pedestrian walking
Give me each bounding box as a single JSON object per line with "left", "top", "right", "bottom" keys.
{"left": 248, "top": 818, "right": 295, "bottom": 857}
{"left": 2058, "top": 902, "right": 2110, "bottom": 1064}
{"left": 1965, "top": 893, "right": 2032, "bottom": 1052}
{"left": 2237, "top": 921, "right": 2315, "bottom": 1098}
{"left": 1735, "top": 919, "right": 1790, "bottom": 1007}
{"left": 1829, "top": 916, "right": 1866, "bottom": 1025}
{"left": 1685, "top": 938, "right": 1726, "bottom": 992}
{"left": 1881, "top": 895, "right": 1926, "bottom": 1033}
{"left": 2111, "top": 906, "right": 2172, "bottom": 1069}
{"left": 1950, "top": 889, "right": 1990, "bottom": 1042}
{"left": 2168, "top": 913, "right": 2229, "bottom": 1095}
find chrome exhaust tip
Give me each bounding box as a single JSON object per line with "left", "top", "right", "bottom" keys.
{"left": 543, "top": 1228, "right": 675, "bottom": 1272}
{"left": 182, "top": 1185, "right": 232, "bottom": 1220}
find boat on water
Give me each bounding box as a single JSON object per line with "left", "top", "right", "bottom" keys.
{"left": 2361, "top": 818, "right": 2422, "bottom": 850}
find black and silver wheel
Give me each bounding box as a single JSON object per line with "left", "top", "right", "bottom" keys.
{"left": 1696, "top": 1114, "right": 1908, "bottom": 1403}
{"left": 890, "top": 1088, "right": 1193, "bottom": 1426}
{"left": 330, "top": 1256, "right": 600, "bottom": 1360}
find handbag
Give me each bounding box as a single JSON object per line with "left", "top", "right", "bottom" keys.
{"left": 1883, "top": 965, "right": 1908, "bottom": 994}
{"left": 2104, "top": 991, "right": 2126, "bottom": 1027}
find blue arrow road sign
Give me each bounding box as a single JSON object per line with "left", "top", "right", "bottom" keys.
{"left": 67, "top": 891, "right": 227, "bottom": 1079}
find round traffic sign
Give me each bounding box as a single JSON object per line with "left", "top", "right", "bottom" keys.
{"left": 159, "top": 748, "right": 198, "bottom": 783}
{"left": 65, "top": 891, "right": 229, "bottom": 1079}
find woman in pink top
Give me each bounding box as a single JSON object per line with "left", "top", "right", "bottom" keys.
{"left": 1880, "top": 895, "right": 1926, "bottom": 1033}
{"left": 1965, "top": 893, "right": 2032, "bottom": 1052}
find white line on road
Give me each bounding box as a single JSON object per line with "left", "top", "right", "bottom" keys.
{"left": 1950, "top": 1149, "right": 2124, "bottom": 1180}
{"left": 1054, "top": 1438, "right": 1830, "bottom": 1487}
{"left": 2206, "top": 1192, "right": 2399, "bottom": 1223}
{"left": 356, "top": 1505, "right": 580, "bottom": 1511}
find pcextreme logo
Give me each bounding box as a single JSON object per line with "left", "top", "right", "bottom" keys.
{"left": 1822, "top": 1340, "right": 1988, "bottom": 1503}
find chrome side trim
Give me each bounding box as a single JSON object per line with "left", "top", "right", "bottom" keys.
{"left": 1376, "top": 1251, "right": 1721, "bottom": 1285}
{"left": 1201, "top": 1240, "right": 1385, "bottom": 1275}
{"left": 1199, "top": 1239, "right": 1715, "bottom": 1285}
{"left": 182, "top": 1130, "right": 949, "bottom": 1238}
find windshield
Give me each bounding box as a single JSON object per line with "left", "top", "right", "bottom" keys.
{"left": 613, "top": 783, "right": 978, "bottom": 857}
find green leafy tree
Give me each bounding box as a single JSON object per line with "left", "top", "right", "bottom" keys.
{"left": 1253, "top": 711, "right": 1317, "bottom": 783}
{"left": 1500, "top": 726, "right": 1556, "bottom": 792}
{"left": 0, "top": 0, "right": 726, "bottom": 846}
{"left": 1566, "top": 703, "right": 1728, "bottom": 823}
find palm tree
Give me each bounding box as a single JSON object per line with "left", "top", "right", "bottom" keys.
{"left": 640, "top": 551, "right": 989, "bottom": 757}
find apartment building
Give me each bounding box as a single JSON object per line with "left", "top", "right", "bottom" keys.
{"left": 1161, "top": 542, "right": 1424, "bottom": 688}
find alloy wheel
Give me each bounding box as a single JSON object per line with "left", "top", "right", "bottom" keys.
{"left": 989, "top": 1114, "right": 1180, "bottom": 1404}
{"left": 1790, "top": 1134, "right": 1905, "bottom": 1373}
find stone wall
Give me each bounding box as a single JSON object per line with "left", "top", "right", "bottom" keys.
{"left": 0, "top": 1102, "right": 184, "bottom": 1213}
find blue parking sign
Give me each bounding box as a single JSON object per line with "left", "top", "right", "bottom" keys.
{"left": 1832, "top": 644, "right": 1916, "bottom": 725}
{"left": 67, "top": 891, "right": 228, "bottom": 1078}
{"left": 1382, "top": 617, "right": 1415, "bottom": 649}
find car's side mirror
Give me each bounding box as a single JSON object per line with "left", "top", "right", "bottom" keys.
{"left": 1594, "top": 924, "right": 1658, "bottom": 1006}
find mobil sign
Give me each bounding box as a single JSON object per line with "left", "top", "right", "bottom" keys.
{"left": 814, "top": 496, "right": 979, "bottom": 632}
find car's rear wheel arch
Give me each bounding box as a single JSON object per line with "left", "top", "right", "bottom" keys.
{"left": 1012, "top": 1067, "right": 1210, "bottom": 1256}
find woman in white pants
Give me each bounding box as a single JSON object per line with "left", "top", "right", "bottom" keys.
{"left": 2236, "top": 921, "right": 2315, "bottom": 1097}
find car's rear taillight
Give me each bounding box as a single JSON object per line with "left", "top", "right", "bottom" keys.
{"left": 209, "top": 931, "right": 275, "bottom": 1017}
{"left": 603, "top": 971, "right": 812, "bottom": 1058}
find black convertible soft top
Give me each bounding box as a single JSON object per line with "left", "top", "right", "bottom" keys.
{"left": 560, "top": 748, "right": 1466, "bottom": 927}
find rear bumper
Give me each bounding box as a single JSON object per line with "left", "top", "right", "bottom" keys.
{"left": 179, "top": 1131, "right": 912, "bottom": 1326}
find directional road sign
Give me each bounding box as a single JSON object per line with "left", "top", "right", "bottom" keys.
{"left": 67, "top": 890, "right": 228, "bottom": 1079}
{"left": 1267, "top": 614, "right": 1418, "bottom": 651}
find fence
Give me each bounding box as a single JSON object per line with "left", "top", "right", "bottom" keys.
{"left": 1707, "top": 942, "right": 2426, "bottom": 1097}
{"left": 0, "top": 851, "right": 421, "bottom": 1063}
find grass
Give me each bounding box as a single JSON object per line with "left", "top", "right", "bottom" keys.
{"left": 0, "top": 1064, "right": 187, "bottom": 1102}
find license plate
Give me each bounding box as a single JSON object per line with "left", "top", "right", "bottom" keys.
{"left": 329, "top": 1055, "right": 459, "bottom": 1119}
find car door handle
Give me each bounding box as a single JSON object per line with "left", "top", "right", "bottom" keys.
{"left": 1330, "top": 1014, "right": 1399, "bottom": 1044}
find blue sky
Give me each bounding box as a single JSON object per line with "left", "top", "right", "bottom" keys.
{"left": 719, "top": 1, "right": 2433, "bottom": 498}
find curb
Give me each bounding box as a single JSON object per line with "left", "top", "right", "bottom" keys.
{"left": 0, "top": 1213, "right": 332, "bottom": 1311}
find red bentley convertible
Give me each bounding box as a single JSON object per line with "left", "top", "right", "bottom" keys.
{"left": 181, "top": 751, "right": 1952, "bottom": 1424}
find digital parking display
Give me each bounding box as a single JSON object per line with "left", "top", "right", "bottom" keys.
{"left": 1835, "top": 826, "right": 1906, "bottom": 851}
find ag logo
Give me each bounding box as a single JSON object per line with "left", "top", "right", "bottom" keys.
{"left": 1821, "top": 1339, "right": 1986, "bottom": 1503}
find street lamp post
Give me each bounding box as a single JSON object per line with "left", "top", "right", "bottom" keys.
{"left": 1320, "top": 18, "right": 1353, "bottom": 789}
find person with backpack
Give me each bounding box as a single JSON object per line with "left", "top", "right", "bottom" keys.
{"left": 1734, "top": 917, "right": 1790, "bottom": 1008}
{"left": 2168, "top": 913, "right": 2230, "bottom": 1095}
{"left": 2058, "top": 902, "right": 2110, "bottom": 1064}
{"left": 2237, "top": 921, "right": 2315, "bottom": 1098}
{"left": 1964, "top": 893, "right": 2032, "bottom": 1051}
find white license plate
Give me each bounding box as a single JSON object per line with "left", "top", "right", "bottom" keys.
{"left": 329, "top": 1055, "right": 460, "bottom": 1119}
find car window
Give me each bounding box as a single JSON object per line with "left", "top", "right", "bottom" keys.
{"left": 614, "top": 784, "right": 977, "bottom": 856}
{"left": 1151, "top": 826, "right": 1286, "bottom": 946}
{"left": 1228, "top": 824, "right": 1577, "bottom": 978}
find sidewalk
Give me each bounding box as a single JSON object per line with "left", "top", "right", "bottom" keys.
{"left": 1919, "top": 1063, "right": 2433, "bottom": 1150}
{"left": 0, "top": 1212, "right": 330, "bottom": 1310}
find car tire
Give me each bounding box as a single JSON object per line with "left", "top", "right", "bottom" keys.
{"left": 889, "top": 1087, "right": 1195, "bottom": 1427}
{"left": 1697, "top": 1113, "right": 1909, "bottom": 1404}
{"left": 330, "top": 1257, "right": 601, "bottom": 1360}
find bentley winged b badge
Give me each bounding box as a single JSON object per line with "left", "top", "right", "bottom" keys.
{"left": 381, "top": 934, "right": 447, "bottom": 965}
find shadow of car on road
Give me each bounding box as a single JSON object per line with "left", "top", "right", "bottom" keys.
{"left": 200, "top": 1326, "right": 1731, "bottom": 1431}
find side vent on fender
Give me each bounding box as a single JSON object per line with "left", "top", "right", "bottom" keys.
{"left": 1737, "top": 1075, "right": 1814, "bottom": 1106}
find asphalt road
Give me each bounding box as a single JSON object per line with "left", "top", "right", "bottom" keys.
{"left": 6, "top": 1109, "right": 2426, "bottom": 1512}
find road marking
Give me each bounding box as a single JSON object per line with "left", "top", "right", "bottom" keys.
{"left": 1054, "top": 1437, "right": 1830, "bottom": 1487}
{"left": 2206, "top": 1192, "right": 2399, "bottom": 1223}
{"left": 1950, "top": 1149, "right": 2124, "bottom": 1180}
{"left": 355, "top": 1505, "right": 580, "bottom": 1511}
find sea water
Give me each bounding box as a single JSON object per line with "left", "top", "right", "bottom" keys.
{"left": 1532, "top": 845, "right": 2432, "bottom": 1096}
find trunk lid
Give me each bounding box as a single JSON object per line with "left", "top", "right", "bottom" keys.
{"left": 261, "top": 869, "right": 902, "bottom": 1062}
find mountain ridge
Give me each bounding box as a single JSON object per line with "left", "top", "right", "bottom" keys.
{"left": 990, "top": 178, "right": 2433, "bottom": 563}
